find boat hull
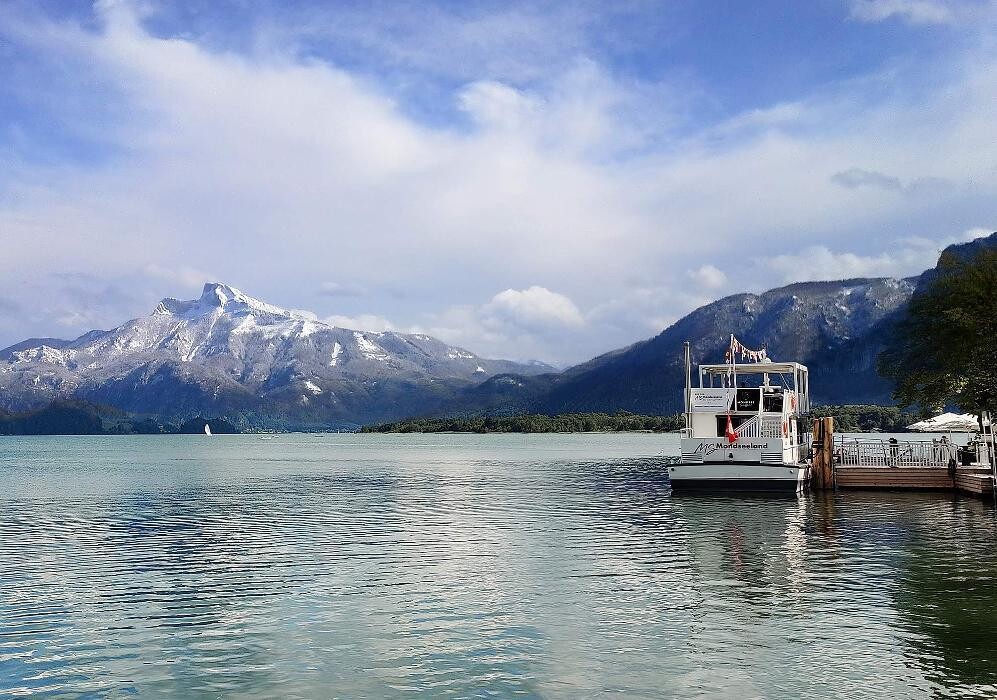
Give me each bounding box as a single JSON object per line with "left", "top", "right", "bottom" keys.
{"left": 668, "top": 462, "right": 809, "bottom": 492}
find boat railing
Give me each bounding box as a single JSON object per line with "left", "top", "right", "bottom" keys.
{"left": 734, "top": 416, "right": 759, "bottom": 438}
{"left": 735, "top": 415, "right": 784, "bottom": 439}
{"left": 835, "top": 437, "right": 958, "bottom": 468}
{"left": 760, "top": 416, "right": 784, "bottom": 439}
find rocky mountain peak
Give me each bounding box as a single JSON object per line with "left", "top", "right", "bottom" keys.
{"left": 198, "top": 282, "right": 292, "bottom": 317}
{"left": 154, "top": 282, "right": 295, "bottom": 320}
{"left": 0, "top": 281, "right": 551, "bottom": 428}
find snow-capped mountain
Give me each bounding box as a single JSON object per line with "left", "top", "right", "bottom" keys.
{"left": 0, "top": 283, "right": 552, "bottom": 428}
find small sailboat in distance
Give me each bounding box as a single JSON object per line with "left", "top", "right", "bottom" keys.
{"left": 204, "top": 422, "right": 212, "bottom": 436}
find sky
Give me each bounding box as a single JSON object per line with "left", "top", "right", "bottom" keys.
{"left": 0, "top": 0, "right": 995, "bottom": 366}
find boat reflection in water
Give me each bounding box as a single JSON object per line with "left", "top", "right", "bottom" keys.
{"left": 666, "top": 489, "right": 997, "bottom": 698}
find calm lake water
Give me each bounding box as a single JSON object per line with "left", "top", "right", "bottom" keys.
{"left": 2, "top": 433, "right": 996, "bottom": 698}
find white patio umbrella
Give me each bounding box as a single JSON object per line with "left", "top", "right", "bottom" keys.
{"left": 906, "top": 412, "right": 980, "bottom": 432}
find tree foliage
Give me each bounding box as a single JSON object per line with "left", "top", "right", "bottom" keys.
{"left": 0, "top": 400, "right": 239, "bottom": 435}
{"left": 0, "top": 400, "right": 103, "bottom": 435}
{"left": 361, "top": 411, "right": 685, "bottom": 434}
{"left": 807, "top": 404, "right": 919, "bottom": 433}
{"left": 878, "top": 249, "right": 997, "bottom": 413}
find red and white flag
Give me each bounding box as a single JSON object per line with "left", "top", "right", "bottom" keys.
{"left": 725, "top": 414, "right": 737, "bottom": 444}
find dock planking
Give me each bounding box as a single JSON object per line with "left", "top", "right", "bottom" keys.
{"left": 834, "top": 466, "right": 994, "bottom": 494}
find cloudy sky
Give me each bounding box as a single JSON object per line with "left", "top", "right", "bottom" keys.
{"left": 0, "top": 0, "right": 995, "bottom": 366}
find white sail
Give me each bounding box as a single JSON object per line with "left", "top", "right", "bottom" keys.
{"left": 204, "top": 423, "right": 212, "bottom": 436}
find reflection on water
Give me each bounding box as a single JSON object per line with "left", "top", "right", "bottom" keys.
{"left": 1, "top": 434, "right": 996, "bottom": 698}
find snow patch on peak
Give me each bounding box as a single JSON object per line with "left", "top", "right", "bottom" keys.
{"left": 154, "top": 298, "right": 196, "bottom": 316}
{"left": 199, "top": 283, "right": 291, "bottom": 318}
{"left": 303, "top": 380, "right": 323, "bottom": 395}
{"left": 354, "top": 331, "right": 388, "bottom": 361}
{"left": 330, "top": 342, "right": 343, "bottom": 366}
{"left": 13, "top": 346, "right": 70, "bottom": 366}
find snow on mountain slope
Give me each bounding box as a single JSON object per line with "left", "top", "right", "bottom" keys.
{"left": 0, "top": 283, "right": 552, "bottom": 427}
{"left": 449, "top": 276, "right": 922, "bottom": 416}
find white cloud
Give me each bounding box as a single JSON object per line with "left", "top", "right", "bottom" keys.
{"left": 0, "top": 2, "right": 995, "bottom": 365}
{"left": 764, "top": 229, "right": 992, "bottom": 282}
{"left": 321, "top": 314, "right": 396, "bottom": 333}
{"left": 458, "top": 81, "right": 543, "bottom": 131}
{"left": 318, "top": 281, "right": 367, "bottom": 298}
{"left": 706, "top": 101, "right": 809, "bottom": 139}
{"left": 143, "top": 264, "right": 217, "bottom": 292}
{"left": 414, "top": 287, "right": 586, "bottom": 365}
{"left": 831, "top": 168, "right": 903, "bottom": 191}
{"left": 850, "top": 0, "right": 959, "bottom": 24}
{"left": 687, "top": 264, "right": 728, "bottom": 289}
{"left": 484, "top": 286, "right": 584, "bottom": 329}
{"left": 830, "top": 168, "right": 953, "bottom": 197}
{"left": 849, "top": 0, "right": 997, "bottom": 25}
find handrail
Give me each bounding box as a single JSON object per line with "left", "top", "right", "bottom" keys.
{"left": 734, "top": 416, "right": 759, "bottom": 438}
{"left": 835, "top": 437, "right": 959, "bottom": 468}
{"left": 735, "top": 415, "right": 785, "bottom": 439}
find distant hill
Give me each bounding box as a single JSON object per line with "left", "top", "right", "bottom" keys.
{"left": 447, "top": 232, "right": 997, "bottom": 416}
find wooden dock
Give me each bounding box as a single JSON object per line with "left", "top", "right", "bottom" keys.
{"left": 834, "top": 466, "right": 994, "bottom": 495}
{"left": 812, "top": 418, "right": 996, "bottom": 497}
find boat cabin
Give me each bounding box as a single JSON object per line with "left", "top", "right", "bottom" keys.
{"left": 684, "top": 362, "right": 810, "bottom": 445}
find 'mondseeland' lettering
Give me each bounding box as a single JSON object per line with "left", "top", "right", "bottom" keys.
{"left": 694, "top": 440, "right": 772, "bottom": 457}
{"left": 696, "top": 442, "right": 767, "bottom": 451}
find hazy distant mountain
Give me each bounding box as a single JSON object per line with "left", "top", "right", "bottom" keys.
{"left": 0, "top": 283, "right": 553, "bottom": 429}
{"left": 449, "top": 232, "right": 997, "bottom": 416}
{"left": 4, "top": 234, "right": 993, "bottom": 428}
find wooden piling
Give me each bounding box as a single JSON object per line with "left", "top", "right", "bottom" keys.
{"left": 811, "top": 417, "right": 835, "bottom": 489}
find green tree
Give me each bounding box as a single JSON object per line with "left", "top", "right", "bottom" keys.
{"left": 878, "top": 249, "right": 997, "bottom": 413}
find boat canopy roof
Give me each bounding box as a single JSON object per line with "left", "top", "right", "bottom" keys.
{"left": 699, "top": 361, "right": 807, "bottom": 376}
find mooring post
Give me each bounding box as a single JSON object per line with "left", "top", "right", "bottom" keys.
{"left": 822, "top": 417, "right": 835, "bottom": 488}
{"left": 811, "top": 417, "right": 835, "bottom": 489}
{"left": 811, "top": 418, "right": 824, "bottom": 489}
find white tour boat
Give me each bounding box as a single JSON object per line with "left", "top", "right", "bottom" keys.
{"left": 669, "top": 336, "right": 811, "bottom": 492}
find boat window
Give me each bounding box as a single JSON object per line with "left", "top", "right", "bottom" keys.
{"left": 763, "top": 393, "right": 784, "bottom": 412}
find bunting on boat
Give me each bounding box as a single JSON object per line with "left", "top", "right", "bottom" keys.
{"left": 724, "top": 335, "right": 767, "bottom": 363}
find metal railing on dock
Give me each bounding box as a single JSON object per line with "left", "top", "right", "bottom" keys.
{"left": 835, "top": 437, "right": 957, "bottom": 468}
{"left": 811, "top": 417, "right": 994, "bottom": 496}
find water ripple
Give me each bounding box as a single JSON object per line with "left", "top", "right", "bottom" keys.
{"left": 1, "top": 434, "right": 997, "bottom": 698}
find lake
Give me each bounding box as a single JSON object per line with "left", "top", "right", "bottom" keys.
{"left": 2, "top": 433, "right": 996, "bottom": 698}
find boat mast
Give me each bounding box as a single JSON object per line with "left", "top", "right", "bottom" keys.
{"left": 683, "top": 341, "right": 692, "bottom": 433}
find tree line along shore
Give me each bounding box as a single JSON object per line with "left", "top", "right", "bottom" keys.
{"left": 0, "top": 401, "right": 238, "bottom": 435}
{"left": 360, "top": 405, "right": 920, "bottom": 434}
{"left": 0, "top": 401, "right": 922, "bottom": 435}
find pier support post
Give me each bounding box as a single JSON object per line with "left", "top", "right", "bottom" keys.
{"left": 811, "top": 417, "right": 835, "bottom": 489}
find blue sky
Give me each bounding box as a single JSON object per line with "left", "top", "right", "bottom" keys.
{"left": 1, "top": 0, "right": 995, "bottom": 364}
